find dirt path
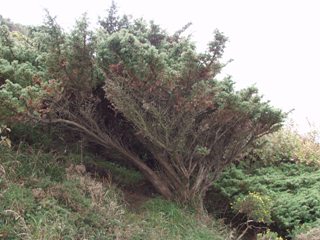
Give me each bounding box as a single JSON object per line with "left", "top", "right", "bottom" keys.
{"left": 122, "top": 182, "right": 157, "bottom": 210}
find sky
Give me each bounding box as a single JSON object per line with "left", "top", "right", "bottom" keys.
{"left": 1, "top": 0, "right": 320, "bottom": 133}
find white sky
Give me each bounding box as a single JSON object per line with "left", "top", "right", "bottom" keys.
{"left": 2, "top": 0, "right": 320, "bottom": 133}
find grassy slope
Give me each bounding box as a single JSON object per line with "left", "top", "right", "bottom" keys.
{"left": 0, "top": 145, "right": 231, "bottom": 240}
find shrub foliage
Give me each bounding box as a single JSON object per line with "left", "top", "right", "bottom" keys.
{"left": 213, "top": 162, "right": 320, "bottom": 237}
{"left": 0, "top": 4, "right": 284, "bottom": 207}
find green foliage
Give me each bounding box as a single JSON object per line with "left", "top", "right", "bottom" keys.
{"left": 0, "top": 4, "right": 284, "bottom": 207}
{"left": 292, "top": 219, "right": 320, "bottom": 239}
{"left": 0, "top": 24, "right": 46, "bottom": 84}
{"left": 97, "top": 12, "right": 284, "bottom": 203}
{"left": 0, "top": 6, "right": 294, "bottom": 239}
{"left": 0, "top": 12, "right": 100, "bottom": 124}
{"left": 99, "top": 0, "right": 130, "bottom": 34}
{"left": 40, "top": 12, "right": 103, "bottom": 93}
{"left": 63, "top": 14, "right": 104, "bottom": 90}
{"left": 257, "top": 229, "right": 284, "bottom": 240}
{"left": 232, "top": 192, "right": 272, "bottom": 223}
{"left": 219, "top": 126, "right": 320, "bottom": 237}
{"left": 83, "top": 156, "right": 144, "bottom": 186}
{"left": 0, "top": 79, "right": 59, "bottom": 122}
{"left": 0, "top": 23, "right": 61, "bottom": 122}
{"left": 213, "top": 163, "right": 320, "bottom": 237}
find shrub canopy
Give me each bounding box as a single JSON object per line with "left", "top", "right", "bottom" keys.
{"left": 0, "top": 6, "right": 285, "bottom": 207}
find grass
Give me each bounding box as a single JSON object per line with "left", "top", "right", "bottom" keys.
{"left": 133, "top": 198, "right": 231, "bottom": 240}
{"left": 0, "top": 146, "right": 125, "bottom": 239}
{"left": 0, "top": 145, "right": 232, "bottom": 239}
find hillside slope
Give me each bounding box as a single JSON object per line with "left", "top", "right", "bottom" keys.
{"left": 0, "top": 145, "right": 232, "bottom": 240}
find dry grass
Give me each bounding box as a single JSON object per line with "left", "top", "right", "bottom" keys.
{"left": 295, "top": 228, "right": 320, "bottom": 240}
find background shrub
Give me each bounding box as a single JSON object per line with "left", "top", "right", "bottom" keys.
{"left": 245, "top": 124, "right": 320, "bottom": 167}
{"left": 232, "top": 192, "right": 272, "bottom": 223}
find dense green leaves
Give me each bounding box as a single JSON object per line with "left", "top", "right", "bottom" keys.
{"left": 213, "top": 163, "right": 320, "bottom": 237}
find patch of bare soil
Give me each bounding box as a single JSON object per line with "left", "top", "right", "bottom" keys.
{"left": 84, "top": 162, "right": 157, "bottom": 210}
{"left": 122, "top": 181, "right": 157, "bottom": 210}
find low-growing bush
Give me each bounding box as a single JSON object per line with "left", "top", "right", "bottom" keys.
{"left": 257, "top": 229, "right": 284, "bottom": 240}
{"left": 232, "top": 192, "right": 272, "bottom": 223}
{"left": 212, "top": 163, "right": 320, "bottom": 237}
